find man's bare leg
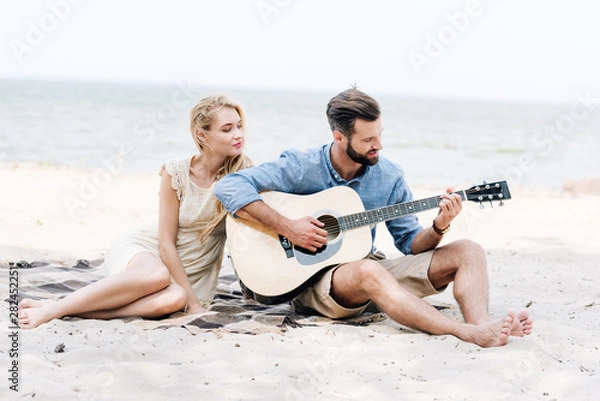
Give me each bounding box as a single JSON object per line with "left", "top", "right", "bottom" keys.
{"left": 428, "top": 239, "right": 532, "bottom": 337}
{"left": 429, "top": 240, "right": 490, "bottom": 323}
{"left": 331, "top": 259, "right": 513, "bottom": 348}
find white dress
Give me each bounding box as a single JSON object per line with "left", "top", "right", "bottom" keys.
{"left": 101, "top": 157, "right": 226, "bottom": 306}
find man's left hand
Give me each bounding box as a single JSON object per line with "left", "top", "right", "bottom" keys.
{"left": 435, "top": 188, "right": 462, "bottom": 229}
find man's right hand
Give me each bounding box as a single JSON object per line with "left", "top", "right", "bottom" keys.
{"left": 237, "top": 201, "right": 328, "bottom": 252}
{"left": 282, "top": 216, "right": 328, "bottom": 252}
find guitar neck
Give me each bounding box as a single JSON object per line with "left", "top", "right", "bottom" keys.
{"left": 338, "top": 190, "right": 467, "bottom": 231}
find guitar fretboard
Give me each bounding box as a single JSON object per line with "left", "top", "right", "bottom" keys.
{"left": 338, "top": 190, "right": 467, "bottom": 231}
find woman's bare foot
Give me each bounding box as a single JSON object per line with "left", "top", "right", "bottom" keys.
{"left": 18, "top": 300, "right": 61, "bottom": 329}
{"left": 18, "top": 298, "right": 53, "bottom": 310}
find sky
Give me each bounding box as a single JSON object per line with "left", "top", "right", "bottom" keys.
{"left": 1, "top": 0, "right": 599, "bottom": 102}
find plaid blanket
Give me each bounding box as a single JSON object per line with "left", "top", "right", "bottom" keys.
{"left": 1, "top": 258, "right": 391, "bottom": 334}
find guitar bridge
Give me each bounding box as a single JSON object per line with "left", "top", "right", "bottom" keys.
{"left": 278, "top": 235, "right": 294, "bottom": 259}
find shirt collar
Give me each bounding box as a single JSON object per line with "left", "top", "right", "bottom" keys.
{"left": 322, "top": 142, "right": 372, "bottom": 184}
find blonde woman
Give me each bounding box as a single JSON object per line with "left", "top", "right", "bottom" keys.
{"left": 19, "top": 95, "right": 252, "bottom": 329}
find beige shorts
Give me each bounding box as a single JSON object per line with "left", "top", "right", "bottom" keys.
{"left": 291, "top": 250, "right": 439, "bottom": 319}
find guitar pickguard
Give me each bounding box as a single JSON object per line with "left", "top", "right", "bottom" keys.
{"left": 294, "top": 240, "right": 342, "bottom": 265}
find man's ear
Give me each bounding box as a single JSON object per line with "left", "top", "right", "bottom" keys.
{"left": 333, "top": 130, "right": 345, "bottom": 144}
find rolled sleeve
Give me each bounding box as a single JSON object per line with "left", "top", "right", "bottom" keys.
{"left": 381, "top": 170, "right": 424, "bottom": 255}
{"left": 392, "top": 224, "right": 421, "bottom": 255}
{"left": 214, "top": 174, "right": 263, "bottom": 216}
{"left": 214, "top": 150, "right": 305, "bottom": 215}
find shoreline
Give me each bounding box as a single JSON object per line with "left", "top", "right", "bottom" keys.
{"left": 2, "top": 161, "right": 598, "bottom": 264}
{"left": 2, "top": 161, "right": 599, "bottom": 264}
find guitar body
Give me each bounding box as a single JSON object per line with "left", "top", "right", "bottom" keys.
{"left": 226, "top": 186, "right": 372, "bottom": 304}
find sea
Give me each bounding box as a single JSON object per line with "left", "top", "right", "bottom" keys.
{"left": 1, "top": 77, "right": 598, "bottom": 191}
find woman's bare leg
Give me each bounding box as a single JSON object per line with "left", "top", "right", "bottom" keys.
{"left": 18, "top": 252, "right": 183, "bottom": 329}
{"left": 76, "top": 283, "right": 188, "bottom": 319}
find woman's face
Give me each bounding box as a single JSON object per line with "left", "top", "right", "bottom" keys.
{"left": 203, "top": 106, "right": 245, "bottom": 157}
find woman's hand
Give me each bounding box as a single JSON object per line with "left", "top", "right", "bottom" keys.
{"left": 185, "top": 303, "right": 206, "bottom": 315}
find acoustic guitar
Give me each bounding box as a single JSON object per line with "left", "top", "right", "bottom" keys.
{"left": 226, "top": 181, "right": 511, "bottom": 304}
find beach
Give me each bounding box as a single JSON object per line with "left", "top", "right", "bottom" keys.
{"left": 2, "top": 0, "right": 600, "bottom": 397}
{"left": 1, "top": 162, "right": 599, "bottom": 400}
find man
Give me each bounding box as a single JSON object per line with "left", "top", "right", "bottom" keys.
{"left": 215, "top": 88, "right": 532, "bottom": 347}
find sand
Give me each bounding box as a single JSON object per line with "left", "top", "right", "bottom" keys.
{"left": 1, "top": 162, "right": 599, "bottom": 400}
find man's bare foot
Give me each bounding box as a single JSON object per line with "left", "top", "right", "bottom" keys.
{"left": 18, "top": 301, "right": 60, "bottom": 329}
{"left": 509, "top": 309, "right": 533, "bottom": 337}
{"left": 469, "top": 312, "right": 514, "bottom": 348}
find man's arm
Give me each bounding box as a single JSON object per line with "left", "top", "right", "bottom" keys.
{"left": 214, "top": 149, "right": 307, "bottom": 216}
{"left": 410, "top": 189, "right": 462, "bottom": 254}
{"left": 215, "top": 148, "right": 333, "bottom": 251}
{"left": 236, "top": 200, "right": 328, "bottom": 253}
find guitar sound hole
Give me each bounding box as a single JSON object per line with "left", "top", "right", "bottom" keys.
{"left": 294, "top": 214, "right": 340, "bottom": 256}
{"left": 318, "top": 214, "right": 341, "bottom": 241}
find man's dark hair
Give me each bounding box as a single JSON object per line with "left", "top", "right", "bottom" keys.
{"left": 326, "top": 88, "right": 380, "bottom": 137}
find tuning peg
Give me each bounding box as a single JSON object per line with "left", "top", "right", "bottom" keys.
{"left": 499, "top": 199, "right": 504, "bottom": 207}
{"left": 479, "top": 201, "right": 484, "bottom": 209}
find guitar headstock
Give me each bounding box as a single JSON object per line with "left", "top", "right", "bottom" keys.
{"left": 464, "top": 181, "right": 511, "bottom": 207}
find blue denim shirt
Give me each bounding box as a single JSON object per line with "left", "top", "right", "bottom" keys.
{"left": 214, "top": 143, "right": 423, "bottom": 255}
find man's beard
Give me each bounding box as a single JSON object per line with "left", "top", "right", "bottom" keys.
{"left": 347, "top": 140, "right": 379, "bottom": 166}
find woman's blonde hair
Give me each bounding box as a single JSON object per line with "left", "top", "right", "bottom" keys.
{"left": 189, "top": 95, "right": 253, "bottom": 242}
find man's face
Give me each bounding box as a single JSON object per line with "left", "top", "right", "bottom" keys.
{"left": 345, "top": 118, "right": 383, "bottom": 166}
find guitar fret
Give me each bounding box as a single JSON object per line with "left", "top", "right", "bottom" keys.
{"left": 339, "top": 215, "right": 349, "bottom": 230}
{"left": 338, "top": 188, "right": 479, "bottom": 232}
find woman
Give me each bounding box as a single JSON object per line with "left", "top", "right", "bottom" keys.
{"left": 18, "top": 95, "right": 252, "bottom": 329}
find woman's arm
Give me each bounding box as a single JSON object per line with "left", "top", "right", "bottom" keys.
{"left": 157, "top": 172, "right": 204, "bottom": 313}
